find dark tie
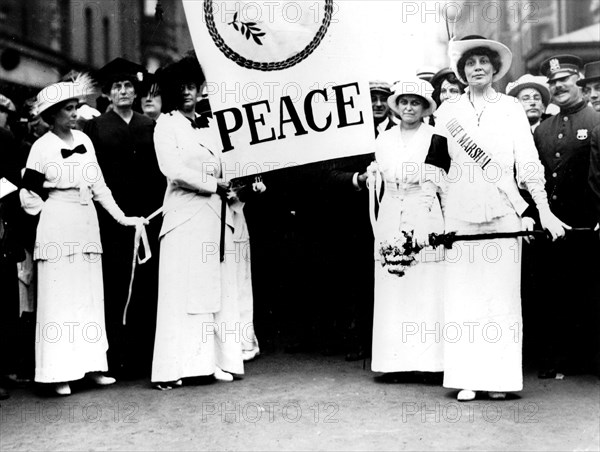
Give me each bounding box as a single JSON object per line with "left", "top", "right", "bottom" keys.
{"left": 61, "top": 144, "right": 87, "bottom": 159}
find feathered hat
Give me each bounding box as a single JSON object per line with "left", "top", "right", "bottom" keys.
{"left": 33, "top": 72, "right": 96, "bottom": 116}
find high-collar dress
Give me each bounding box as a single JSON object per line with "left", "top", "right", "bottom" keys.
{"left": 20, "top": 130, "right": 129, "bottom": 383}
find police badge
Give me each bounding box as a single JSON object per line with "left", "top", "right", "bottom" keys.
{"left": 576, "top": 129, "right": 589, "bottom": 140}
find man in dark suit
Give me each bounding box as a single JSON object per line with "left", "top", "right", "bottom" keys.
{"left": 84, "top": 58, "right": 166, "bottom": 378}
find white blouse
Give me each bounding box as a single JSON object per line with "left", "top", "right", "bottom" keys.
{"left": 431, "top": 89, "right": 549, "bottom": 223}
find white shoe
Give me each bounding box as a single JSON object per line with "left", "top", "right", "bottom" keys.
{"left": 153, "top": 379, "right": 182, "bottom": 391}
{"left": 55, "top": 383, "right": 71, "bottom": 396}
{"left": 214, "top": 368, "right": 233, "bottom": 382}
{"left": 457, "top": 389, "right": 476, "bottom": 401}
{"left": 488, "top": 391, "right": 507, "bottom": 400}
{"left": 87, "top": 372, "right": 116, "bottom": 386}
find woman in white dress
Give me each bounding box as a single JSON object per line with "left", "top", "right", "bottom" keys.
{"left": 424, "top": 36, "right": 567, "bottom": 401}
{"left": 20, "top": 77, "right": 144, "bottom": 396}
{"left": 370, "top": 78, "right": 445, "bottom": 375}
{"left": 151, "top": 57, "right": 244, "bottom": 389}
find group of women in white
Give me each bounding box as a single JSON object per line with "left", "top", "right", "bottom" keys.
{"left": 20, "top": 56, "right": 257, "bottom": 395}
{"left": 19, "top": 34, "right": 569, "bottom": 401}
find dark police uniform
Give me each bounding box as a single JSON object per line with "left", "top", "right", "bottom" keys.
{"left": 589, "top": 125, "right": 600, "bottom": 222}
{"left": 533, "top": 91, "right": 600, "bottom": 375}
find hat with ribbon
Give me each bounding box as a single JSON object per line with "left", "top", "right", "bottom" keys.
{"left": 96, "top": 57, "right": 146, "bottom": 93}
{"left": 387, "top": 77, "right": 437, "bottom": 118}
{"left": 449, "top": 35, "right": 513, "bottom": 85}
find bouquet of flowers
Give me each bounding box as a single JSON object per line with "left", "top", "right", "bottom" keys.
{"left": 379, "top": 230, "right": 423, "bottom": 277}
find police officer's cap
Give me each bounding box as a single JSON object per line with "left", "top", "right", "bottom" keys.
{"left": 539, "top": 54, "right": 583, "bottom": 82}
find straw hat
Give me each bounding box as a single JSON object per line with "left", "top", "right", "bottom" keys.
{"left": 449, "top": 35, "right": 512, "bottom": 85}
{"left": 505, "top": 74, "right": 550, "bottom": 106}
{"left": 33, "top": 73, "right": 95, "bottom": 116}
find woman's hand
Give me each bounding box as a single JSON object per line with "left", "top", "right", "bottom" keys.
{"left": 413, "top": 226, "right": 430, "bottom": 248}
{"left": 121, "top": 216, "right": 149, "bottom": 227}
{"left": 365, "top": 161, "right": 380, "bottom": 188}
{"left": 521, "top": 216, "right": 536, "bottom": 244}
{"left": 539, "top": 209, "right": 570, "bottom": 241}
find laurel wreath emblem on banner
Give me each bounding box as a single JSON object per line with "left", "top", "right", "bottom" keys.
{"left": 204, "top": 0, "right": 334, "bottom": 71}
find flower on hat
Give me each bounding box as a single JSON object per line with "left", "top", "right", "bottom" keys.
{"left": 33, "top": 72, "right": 96, "bottom": 116}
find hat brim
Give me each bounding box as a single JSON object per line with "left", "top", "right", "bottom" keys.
{"left": 576, "top": 75, "right": 600, "bottom": 86}
{"left": 507, "top": 82, "right": 550, "bottom": 106}
{"left": 546, "top": 69, "right": 580, "bottom": 82}
{"left": 388, "top": 92, "right": 437, "bottom": 118}
{"left": 35, "top": 81, "right": 90, "bottom": 116}
{"left": 430, "top": 68, "right": 455, "bottom": 88}
{"left": 449, "top": 38, "right": 512, "bottom": 85}
{"left": 370, "top": 88, "right": 391, "bottom": 96}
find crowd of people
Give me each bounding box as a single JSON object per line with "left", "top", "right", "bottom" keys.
{"left": 0, "top": 35, "right": 598, "bottom": 401}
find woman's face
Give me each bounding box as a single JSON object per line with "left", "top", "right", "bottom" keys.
{"left": 180, "top": 83, "right": 198, "bottom": 112}
{"left": 464, "top": 54, "right": 494, "bottom": 87}
{"left": 440, "top": 79, "right": 462, "bottom": 103}
{"left": 53, "top": 100, "right": 79, "bottom": 131}
{"left": 397, "top": 95, "right": 425, "bottom": 124}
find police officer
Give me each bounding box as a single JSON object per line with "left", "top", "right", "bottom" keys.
{"left": 533, "top": 55, "right": 600, "bottom": 378}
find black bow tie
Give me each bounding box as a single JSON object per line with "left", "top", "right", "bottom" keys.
{"left": 61, "top": 144, "right": 87, "bottom": 159}
{"left": 188, "top": 115, "right": 210, "bottom": 129}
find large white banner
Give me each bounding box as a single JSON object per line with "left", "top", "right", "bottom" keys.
{"left": 183, "top": 0, "right": 377, "bottom": 179}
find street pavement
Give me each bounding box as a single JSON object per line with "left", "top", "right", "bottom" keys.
{"left": 1, "top": 352, "right": 598, "bottom": 451}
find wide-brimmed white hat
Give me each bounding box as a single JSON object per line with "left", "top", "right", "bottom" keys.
{"left": 449, "top": 35, "right": 512, "bottom": 85}
{"left": 33, "top": 73, "right": 95, "bottom": 116}
{"left": 387, "top": 78, "right": 437, "bottom": 118}
{"left": 505, "top": 74, "right": 550, "bottom": 106}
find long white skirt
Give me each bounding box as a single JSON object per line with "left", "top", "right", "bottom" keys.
{"left": 35, "top": 253, "right": 109, "bottom": 383}
{"left": 442, "top": 214, "right": 524, "bottom": 392}
{"left": 371, "top": 250, "right": 445, "bottom": 373}
{"left": 151, "top": 207, "right": 244, "bottom": 383}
